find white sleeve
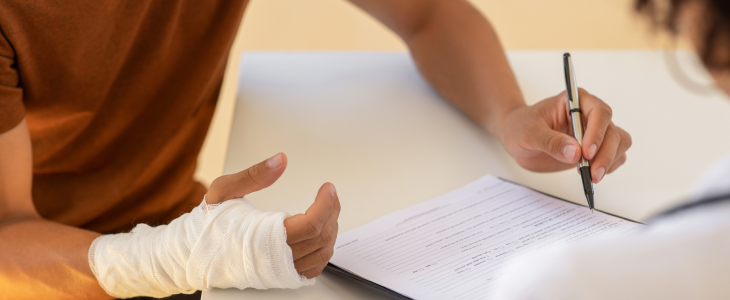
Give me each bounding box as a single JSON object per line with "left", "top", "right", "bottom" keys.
{"left": 88, "top": 198, "right": 314, "bottom": 299}
{"left": 494, "top": 213, "right": 730, "bottom": 300}
{"left": 493, "top": 245, "right": 579, "bottom": 300}
{"left": 691, "top": 152, "right": 730, "bottom": 201}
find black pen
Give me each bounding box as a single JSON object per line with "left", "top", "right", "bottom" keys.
{"left": 563, "top": 53, "right": 595, "bottom": 212}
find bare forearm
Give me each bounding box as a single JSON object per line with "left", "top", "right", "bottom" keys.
{"left": 0, "top": 217, "right": 109, "bottom": 300}
{"left": 0, "top": 120, "right": 107, "bottom": 299}
{"left": 351, "top": 0, "right": 525, "bottom": 135}
{"left": 406, "top": 1, "right": 524, "bottom": 134}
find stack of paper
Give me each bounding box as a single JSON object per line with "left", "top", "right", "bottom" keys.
{"left": 329, "top": 175, "right": 643, "bottom": 299}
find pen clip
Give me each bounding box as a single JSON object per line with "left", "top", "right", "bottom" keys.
{"left": 563, "top": 53, "right": 580, "bottom": 110}
{"left": 563, "top": 53, "right": 574, "bottom": 102}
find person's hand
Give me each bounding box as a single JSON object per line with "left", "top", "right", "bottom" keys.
{"left": 496, "top": 89, "right": 632, "bottom": 183}
{"left": 284, "top": 183, "right": 340, "bottom": 278}
{"left": 205, "top": 152, "right": 341, "bottom": 279}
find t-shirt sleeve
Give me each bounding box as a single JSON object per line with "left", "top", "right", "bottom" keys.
{"left": 0, "top": 30, "right": 23, "bottom": 134}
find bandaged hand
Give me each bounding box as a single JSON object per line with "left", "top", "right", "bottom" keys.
{"left": 207, "top": 153, "right": 342, "bottom": 279}
{"left": 89, "top": 153, "right": 341, "bottom": 298}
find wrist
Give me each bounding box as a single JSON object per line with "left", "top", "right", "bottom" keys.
{"left": 483, "top": 99, "right": 526, "bottom": 142}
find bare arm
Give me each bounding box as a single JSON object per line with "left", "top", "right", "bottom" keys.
{"left": 352, "top": 0, "right": 632, "bottom": 179}
{"left": 349, "top": 0, "right": 524, "bottom": 134}
{"left": 0, "top": 121, "right": 339, "bottom": 299}
{"left": 0, "top": 119, "right": 109, "bottom": 300}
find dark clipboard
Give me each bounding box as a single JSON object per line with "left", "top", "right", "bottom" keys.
{"left": 324, "top": 177, "right": 643, "bottom": 299}
{"left": 325, "top": 263, "right": 413, "bottom": 299}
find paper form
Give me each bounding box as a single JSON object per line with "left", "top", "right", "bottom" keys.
{"left": 330, "top": 175, "right": 644, "bottom": 300}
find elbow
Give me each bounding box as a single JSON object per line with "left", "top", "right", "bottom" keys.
{"left": 395, "top": 1, "right": 440, "bottom": 43}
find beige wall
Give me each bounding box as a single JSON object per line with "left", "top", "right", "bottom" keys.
{"left": 195, "top": 0, "right": 678, "bottom": 185}
{"left": 237, "top": 0, "right": 672, "bottom": 51}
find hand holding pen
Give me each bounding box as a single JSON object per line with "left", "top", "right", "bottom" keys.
{"left": 495, "top": 84, "right": 632, "bottom": 181}
{"left": 564, "top": 53, "right": 595, "bottom": 210}
{"left": 562, "top": 53, "right": 632, "bottom": 210}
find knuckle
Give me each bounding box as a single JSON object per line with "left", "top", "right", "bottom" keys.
{"left": 611, "top": 127, "right": 622, "bottom": 142}
{"left": 248, "top": 163, "right": 264, "bottom": 181}
{"left": 543, "top": 134, "right": 564, "bottom": 154}
{"left": 604, "top": 151, "right": 617, "bottom": 164}
{"left": 579, "top": 89, "right": 598, "bottom": 101}
{"left": 321, "top": 227, "right": 335, "bottom": 245}
{"left": 305, "top": 219, "right": 323, "bottom": 238}
{"left": 598, "top": 106, "right": 613, "bottom": 119}
{"left": 557, "top": 90, "right": 569, "bottom": 102}
{"left": 620, "top": 129, "right": 633, "bottom": 148}
{"left": 610, "top": 154, "right": 628, "bottom": 173}
{"left": 603, "top": 142, "right": 617, "bottom": 159}
{"left": 592, "top": 125, "right": 607, "bottom": 140}
{"left": 241, "top": 168, "right": 254, "bottom": 184}
{"left": 319, "top": 248, "right": 334, "bottom": 263}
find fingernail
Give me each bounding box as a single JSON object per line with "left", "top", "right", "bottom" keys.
{"left": 588, "top": 144, "right": 597, "bottom": 159}
{"left": 329, "top": 184, "right": 336, "bottom": 197}
{"left": 267, "top": 153, "right": 283, "bottom": 168}
{"left": 563, "top": 145, "right": 576, "bottom": 162}
{"left": 595, "top": 167, "right": 606, "bottom": 182}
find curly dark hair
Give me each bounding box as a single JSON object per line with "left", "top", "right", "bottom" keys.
{"left": 636, "top": 0, "right": 730, "bottom": 70}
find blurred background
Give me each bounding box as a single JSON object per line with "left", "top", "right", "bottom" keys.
{"left": 195, "top": 0, "right": 681, "bottom": 185}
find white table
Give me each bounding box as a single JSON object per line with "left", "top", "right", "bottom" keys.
{"left": 203, "top": 50, "right": 730, "bottom": 300}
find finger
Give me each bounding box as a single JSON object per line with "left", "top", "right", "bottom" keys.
{"left": 300, "top": 263, "right": 328, "bottom": 279}
{"left": 614, "top": 127, "right": 632, "bottom": 165}
{"left": 608, "top": 153, "right": 627, "bottom": 174}
{"left": 605, "top": 127, "right": 631, "bottom": 175}
{"left": 206, "top": 153, "right": 288, "bottom": 204}
{"left": 290, "top": 195, "right": 340, "bottom": 260}
{"left": 290, "top": 222, "right": 338, "bottom": 261}
{"left": 589, "top": 125, "right": 621, "bottom": 183}
{"left": 530, "top": 125, "right": 582, "bottom": 165}
{"left": 294, "top": 246, "right": 335, "bottom": 273}
{"left": 577, "top": 89, "right": 613, "bottom": 160}
{"left": 514, "top": 153, "right": 577, "bottom": 173}
{"left": 285, "top": 183, "right": 336, "bottom": 244}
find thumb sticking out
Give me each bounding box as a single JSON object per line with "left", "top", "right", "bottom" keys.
{"left": 206, "top": 153, "right": 288, "bottom": 204}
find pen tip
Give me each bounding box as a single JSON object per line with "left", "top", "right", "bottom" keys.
{"left": 585, "top": 193, "right": 595, "bottom": 212}
{"left": 590, "top": 208, "right": 594, "bottom": 214}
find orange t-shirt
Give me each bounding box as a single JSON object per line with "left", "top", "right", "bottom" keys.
{"left": 0, "top": 1, "right": 248, "bottom": 233}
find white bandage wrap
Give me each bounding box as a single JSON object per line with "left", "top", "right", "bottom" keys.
{"left": 88, "top": 198, "right": 314, "bottom": 298}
